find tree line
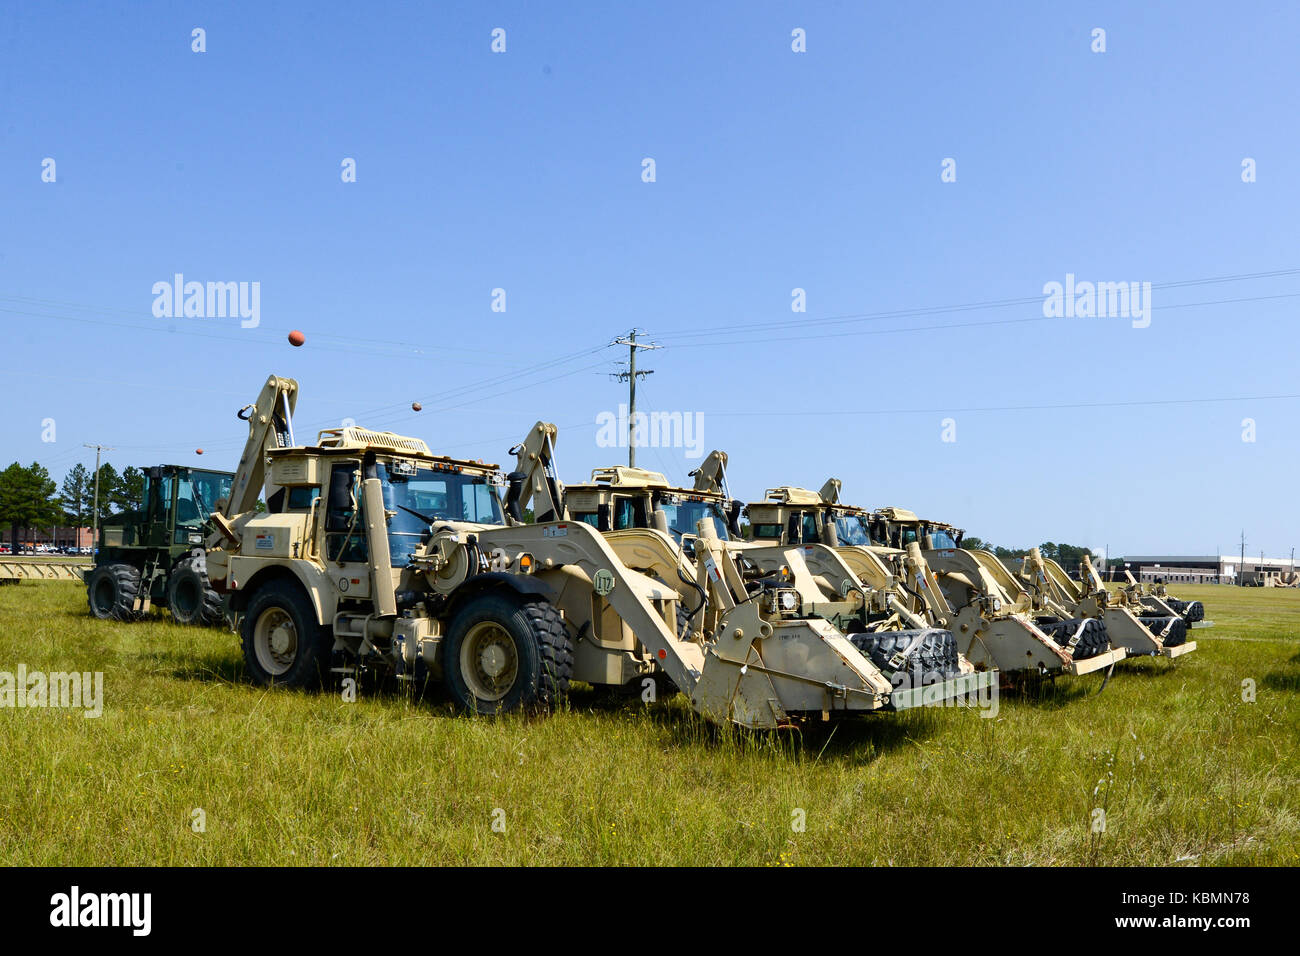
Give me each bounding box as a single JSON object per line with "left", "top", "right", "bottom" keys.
{"left": 961, "top": 536, "right": 1120, "bottom": 570}
{"left": 0, "top": 461, "right": 144, "bottom": 550}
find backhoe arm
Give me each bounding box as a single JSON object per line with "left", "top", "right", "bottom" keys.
{"left": 222, "top": 374, "right": 299, "bottom": 521}
{"left": 505, "top": 422, "right": 566, "bottom": 523}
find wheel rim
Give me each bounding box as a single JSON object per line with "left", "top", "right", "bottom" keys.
{"left": 459, "top": 621, "right": 519, "bottom": 702}
{"left": 173, "top": 577, "right": 200, "bottom": 617}
{"left": 92, "top": 576, "right": 116, "bottom": 613}
{"left": 253, "top": 607, "right": 298, "bottom": 676}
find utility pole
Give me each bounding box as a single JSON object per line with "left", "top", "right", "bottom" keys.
{"left": 1239, "top": 530, "right": 1246, "bottom": 587}
{"left": 611, "top": 329, "right": 660, "bottom": 467}
{"left": 84, "top": 443, "right": 114, "bottom": 552}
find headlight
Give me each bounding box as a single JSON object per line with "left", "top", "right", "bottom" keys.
{"left": 992, "top": 599, "right": 1002, "bottom": 613}
{"left": 765, "top": 588, "right": 800, "bottom": 614}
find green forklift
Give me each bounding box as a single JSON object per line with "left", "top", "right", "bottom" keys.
{"left": 85, "top": 465, "right": 234, "bottom": 625}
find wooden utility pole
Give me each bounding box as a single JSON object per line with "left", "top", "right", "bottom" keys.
{"left": 612, "top": 330, "right": 660, "bottom": 467}
{"left": 83, "top": 442, "right": 114, "bottom": 551}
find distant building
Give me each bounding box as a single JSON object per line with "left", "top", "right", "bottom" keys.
{"left": 13, "top": 526, "right": 94, "bottom": 549}
{"left": 1124, "top": 554, "right": 1296, "bottom": 585}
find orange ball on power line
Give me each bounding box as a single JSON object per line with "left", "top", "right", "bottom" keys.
{"left": 412, "top": 402, "right": 423, "bottom": 412}
{"left": 288, "top": 330, "right": 306, "bottom": 347}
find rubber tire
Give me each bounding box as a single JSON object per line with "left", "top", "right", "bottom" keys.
{"left": 849, "top": 627, "right": 961, "bottom": 682}
{"left": 167, "top": 554, "right": 225, "bottom": 626}
{"left": 1036, "top": 617, "right": 1109, "bottom": 660}
{"left": 1139, "top": 615, "right": 1187, "bottom": 647}
{"left": 86, "top": 563, "right": 142, "bottom": 621}
{"left": 240, "top": 580, "right": 333, "bottom": 688}
{"left": 443, "top": 593, "right": 572, "bottom": 715}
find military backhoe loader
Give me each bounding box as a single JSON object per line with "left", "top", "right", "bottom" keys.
{"left": 505, "top": 431, "right": 993, "bottom": 705}
{"left": 746, "top": 487, "right": 1129, "bottom": 678}
{"left": 1118, "top": 571, "right": 1211, "bottom": 626}
{"left": 865, "top": 507, "right": 1196, "bottom": 663}
{"left": 1016, "top": 550, "right": 1196, "bottom": 659}
{"left": 202, "top": 379, "right": 989, "bottom": 728}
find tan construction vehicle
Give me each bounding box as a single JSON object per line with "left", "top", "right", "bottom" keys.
{"left": 1118, "top": 570, "right": 1210, "bottom": 626}
{"left": 860, "top": 508, "right": 1194, "bottom": 662}
{"left": 746, "top": 487, "right": 1129, "bottom": 678}
{"left": 201, "top": 378, "right": 990, "bottom": 728}
{"left": 505, "top": 430, "right": 994, "bottom": 705}
{"left": 1015, "top": 550, "right": 1195, "bottom": 659}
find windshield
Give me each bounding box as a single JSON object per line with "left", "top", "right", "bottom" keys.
{"left": 379, "top": 464, "right": 504, "bottom": 565}
{"left": 657, "top": 499, "right": 729, "bottom": 541}
{"left": 180, "top": 470, "right": 233, "bottom": 525}
{"left": 833, "top": 514, "right": 872, "bottom": 546}
{"left": 926, "top": 527, "right": 959, "bottom": 549}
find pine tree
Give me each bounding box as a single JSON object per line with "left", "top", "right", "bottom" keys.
{"left": 61, "top": 463, "right": 92, "bottom": 529}
{"left": 0, "top": 462, "right": 62, "bottom": 551}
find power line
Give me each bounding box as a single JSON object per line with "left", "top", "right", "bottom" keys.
{"left": 608, "top": 329, "right": 660, "bottom": 468}
{"left": 0, "top": 296, "right": 530, "bottom": 363}
{"left": 651, "top": 290, "right": 1300, "bottom": 349}
{"left": 651, "top": 268, "right": 1300, "bottom": 345}
{"left": 694, "top": 390, "right": 1300, "bottom": 419}
{"left": 82, "top": 443, "right": 115, "bottom": 545}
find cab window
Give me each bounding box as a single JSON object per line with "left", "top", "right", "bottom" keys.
{"left": 611, "top": 496, "right": 647, "bottom": 531}
{"left": 802, "top": 513, "right": 819, "bottom": 544}
{"left": 325, "top": 465, "right": 367, "bottom": 563}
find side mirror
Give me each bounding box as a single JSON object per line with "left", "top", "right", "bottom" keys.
{"left": 503, "top": 471, "right": 526, "bottom": 522}
{"left": 325, "top": 468, "right": 355, "bottom": 532}
{"left": 726, "top": 499, "right": 743, "bottom": 538}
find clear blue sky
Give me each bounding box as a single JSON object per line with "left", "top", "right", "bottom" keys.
{"left": 2, "top": 1, "right": 1297, "bottom": 559}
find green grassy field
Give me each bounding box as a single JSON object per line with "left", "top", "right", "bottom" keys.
{"left": 0, "top": 582, "right": 1295, "bottom": 865}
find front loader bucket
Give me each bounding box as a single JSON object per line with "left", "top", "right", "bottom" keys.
{"left": 1095, "top": 607, "right": 1163, "bottom": 657}
{"left": 959, "top": 615, "right": 1093, "bottom": 676}
{"left": 690, "top": 616, "right": 895, "bottom": 726}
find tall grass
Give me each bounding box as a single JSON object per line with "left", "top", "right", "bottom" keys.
{"left": 0, "top": 582, "right": 1295, "bottom": 865}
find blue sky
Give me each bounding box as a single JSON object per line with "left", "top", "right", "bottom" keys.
{"left": 2, "top": 1, "right": 1297, "bottom": 558}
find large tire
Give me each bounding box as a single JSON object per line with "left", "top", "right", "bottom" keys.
{"left": 850, "top": 627, "right": 961, "bottom": 683}
{"left": 443, "top": 592, "right": 572, "bottom": 715}
{"left": 86, "top": 563, "right": 142, "bottom": 621}
{"left": 1139, "top": 615, "right": 1187, "bottom": 647}
{"left": 1036, "top": 617, "right": 1109, "bottom": 660}
{"left": 240, "top": 580, "right": 333, "bottom": 687}
{"left": 1167, "top": 599, "right": 1204, "bottom": 624}
{"left": 167, "top": 554, "right": 225, "bottom": 626}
